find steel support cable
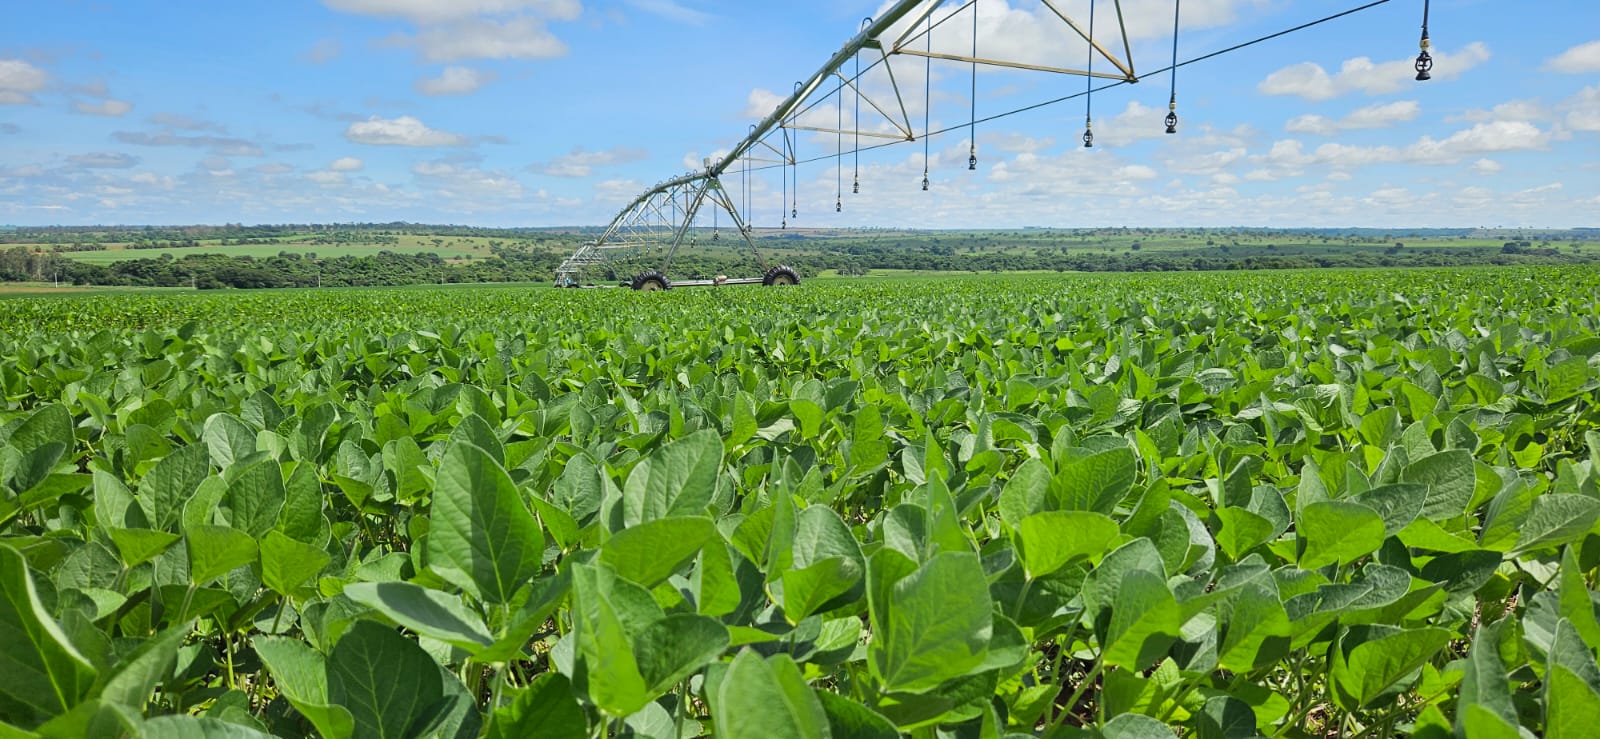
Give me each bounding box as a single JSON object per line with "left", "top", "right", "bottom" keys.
{"left": 739, "top": 0, "right": 1394, "bottom": 174}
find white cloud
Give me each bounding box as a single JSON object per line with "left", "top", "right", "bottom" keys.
{"left": 74, "top": 99, "right": 134, "bottom": 117}
{"left": 415, "top": 66, "right": 497, "bottom": 95}
{"left": 1546, "top": 40, "right": 1600, "bottom": 74}
{"left": 389, "top": 16, "right": 568, "bottom": 62}
{"left": 0, "top": 59, "right": 49, "bottom": 105}
{"left": 304, "top": 39, "right": 342, "bottom": 64}
{"left": 1562, "top": 86, "right": 1600, "bottom": 133}
{"left": 323, "top": 0, "right": 580, "bottom": 24}
{"left": 1259, "top": 43, "right": 1490, "bottom": 100}
{"left": 1451, "top": 99, "right": 1549, "bottom": 124}
{"left": 307, "top": 170, "right": 347, "bottom": 185}
{"left": 625, "top": 0, "right": 709, "bottom": 25}
{"left": 329, "top": 156, "right": 365, "bottom": 171}
{"left": 148, "top": 112, "right": 228, "bottom": 132}
{"left": 1471, "top": 158, "right": 1502, "bottom": 175}
{"left": 1286, "top": 101, "right": 1419, "bottom": 135}
{"left": 68, "top": 152, "right": 139, "bottom": 168}
{"left": 113, "top": 130, "right": 264, "bottom": 156}
{"left": 345, "top": 115, "right": 467, "bottom": 146}
{"left": 532, "top": 146, "right": 648, "bottom": 177}
{"left": 412, "top": 158, "right": 526, "bottom": 205}
{"left": 1406, "top": 121, "right": 1548, "bottom": 163}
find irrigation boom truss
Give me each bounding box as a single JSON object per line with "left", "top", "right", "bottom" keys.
{"left": 555, "top": 0, "right": 1430, "bottom": 289}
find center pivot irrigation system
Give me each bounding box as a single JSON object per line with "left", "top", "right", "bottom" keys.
{"left": 554, "top": 0, "right": 1437, "bottom": 290}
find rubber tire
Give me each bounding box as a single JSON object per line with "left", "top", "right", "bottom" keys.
{"left": 762, "top": 265, "right": 801, "bottom": 287}
{"left": 630, "top": 271, "right": 670, "bottom": 291}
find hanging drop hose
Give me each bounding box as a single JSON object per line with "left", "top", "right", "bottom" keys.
{"left": 1083, "top": 0, "right": 1096, "bottom": 148}
{"left": 1415, "top": 0, "right": 1433, "bottom": 81}
{"left": 792, "top": 81, "right": 801, "bottom": 220}
{"left": 922, "top": 10, "right": 932, "bottom": 191}
{"left": 855, "top": 17, "right": 867, "bottom": 195}
{"left": 836, "top": 73, "right": 843, "bottom": 212}
{"left": 1166, "top": 0, "right": 1181, "bottom": 134}
{"left": 969, "top": 0, "right": 978, "bottom": 170}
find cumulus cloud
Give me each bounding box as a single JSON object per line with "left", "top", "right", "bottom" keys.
{"left": 1562, "top": 86, "right": 1600, "bottom": 133}
{"left": 1546, "top": 40, "right": 1600, "bottom": 74}
{"left": 345, "top": 115, "right": 467, "bottom": 147}
{"left": 412, "top": 158, "right": 527, "bottom": 205}
{"left": 415, "top": 66, "right": 497, "bottom": 95}
{"left": 1259, "top": 43, "right": 1490, "bottom": 100}
{"left": 329, "top": 156, "right": 365, "bottom": 171}
{"left": 0, "top": 59, "right": 49, "bottom": 105}
{"left": 388, "top": 16, "right": 568, "bottom": 62}
{"left": 1471, "top": 158, "right": 1503, "bottom": 175}
{"left": 531, "top": 146, "right": 649, "bottom": 177}
{"left": 1285, "top": 101, "right": 1420, "bottom": 135}
{"left": 68, "top": 152, "right": 140, "bottom": 168}
{"left": 74, "top": 99, "right": 134, "bottom": 117}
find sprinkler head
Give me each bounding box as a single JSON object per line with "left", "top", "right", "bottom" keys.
{"left": 921, "top": 173, "right": 930, "bottom": 191}
{"left": 1082, "top": 127, "right": 1094, "bottom": 149}
{"left": 969, "top": 151, "right": 978, "bottom": 170}
{"left": 1165, "top": 111, "right": 1178, "bottom": 135}
{"left": 1415, "top": 34, "right": 1433, "bottom": 81}
{"left": 836, "top": 198, "right": 842, "bottom": 213}
{"left": 852, "top": 178, "right": 859, "bottom": 194}
{"left": 791, "top": 207, "right": 798, "bottom": 219}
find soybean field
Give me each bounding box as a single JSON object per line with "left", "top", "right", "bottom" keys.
{"left": 2, "top": 268, "right": 1599, "bottom": 738}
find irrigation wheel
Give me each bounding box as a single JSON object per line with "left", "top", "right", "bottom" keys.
{"left": 630, "top": 271, "right": 670, "bottom": 291}
{"left": 762, "top": 265, "right": 801, "bottom": 287}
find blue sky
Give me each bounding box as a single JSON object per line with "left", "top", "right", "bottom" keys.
{"left": 1, "top": 0, "right": 1596, "bottom": 228}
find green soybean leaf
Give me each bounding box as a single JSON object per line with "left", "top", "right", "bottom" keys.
{"left": 260, "top": 531, "right": 331, "bottom": 597}
{"left": 1548, "top": 619, "right": 1600, "bottom": 739}
{"left": 328, "top": 621, "right": 444, "bottom": 739}
{"left": 1330, "top": 625, "right": 1452, "bottom": 711}
{"left": 1212, "top": 507, "right": 1275, "bottom": 562}
{"left": 569, "top": 564, "right": 651, "bottom": 717}
{"left": 254, "top": 637, "right": 355, "bottom": 739}
{"left": 203, "top": 413, "right": 257, "bottom": 470}
{"left": 1558, "top": 547, "right": 1600, "bottom": 650}
{"left": 222, "top": 458, "right": 285, "bottom": 539}
{"left": 598, "top": 515, "right": 714, "bottom": 589}
{"left": 1512, "top": 495, "right": 1600, "bottom": 555}
{"left": 1103, "top": 568, "right": 1182, "bottom": 669}
{"left": 97, "top": 621, "right": 192, "bottom": 711}
{"left": 631, "top": 613, "right": 730, "bottom": 697}
{"left": 486, "top": 673, "right": 587, "bottom": 739}
{"left": 1196, "top": 695, "right": 1258, "bottom": 739}
{"left": 343, "top": 582, "right": 494, "bottom": 654}
{"left": 140, "top": 715, "right": 278, "bottom": 738}
{"left": 1299, "top": 501, "right": 1386, "bottom": 570}
{"left": 1016, "top": 510, "right": 1118, "bottom": 579}
{"left": 1457, "top": 619, "right": 1521, "bottom": 739}
{"left": 186, "top": 525, "right": 259, "bottom": 585}
{"left": 0, "top": 545, "right": 98, "bottom": 727}
{"left": 713, "top": 650, "right": 829, "bottom": 739}
{"left": 1402, "top": 450, "right": 1476, "bottom": 521}
{"left": 622, "top": 429, "right": 722, "bottom": 526}
{"left": 817, "top": 690, "right": 898, "bottom": 739}
{"left": 1100, "top": 713, "right": 1177, "bottom": 739}
{"left": 138, "top": 444, "right": 211, "bottom": 533}
{"left": 869, "top": 552, "right": 992, "bottom": 694}
{"left": 1056, "top": 445, "right": 1136, "bottom": 515}
{"left": 426, "top": 442, "right": 544, "bottom": 605}
{"left": 998, "top": 458, "right": 1052, "bottom": 531}
{"left": 107, "top": 528, "right": 181, "bottom": 568}
{"left": 1352, "top": 482, "right": 1426, "bottom": 537}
